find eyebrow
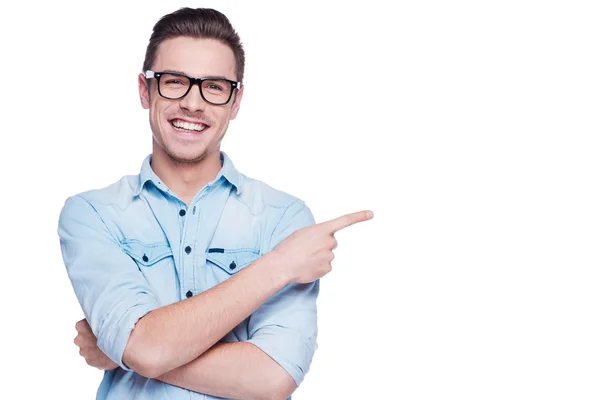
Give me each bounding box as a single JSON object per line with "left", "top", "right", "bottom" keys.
{"left": 162, "top": 69, "right": 231, "bottom": 80}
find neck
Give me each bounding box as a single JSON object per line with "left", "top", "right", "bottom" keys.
{"left": 150, "top": 146, "right": 222, "bottom": 205}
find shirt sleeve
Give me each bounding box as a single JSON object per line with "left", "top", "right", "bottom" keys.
{"left": 57, "top": 195, "right": 162, "bottom": 371}
{"left": 246, "top": 199, "right": 319, "bottom": 386}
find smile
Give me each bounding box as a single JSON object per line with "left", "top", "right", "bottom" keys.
{"left": 170, "top": 118, "right": 208, "bottom": 133}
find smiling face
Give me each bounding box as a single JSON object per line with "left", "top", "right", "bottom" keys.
{"left": 138, "top": 36, "right": 243, "bottom": 164}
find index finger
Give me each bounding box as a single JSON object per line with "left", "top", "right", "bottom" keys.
{"left": 320, "top": 210, "right": 374, "bottom": 233}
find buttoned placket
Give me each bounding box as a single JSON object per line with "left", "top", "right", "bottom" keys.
{"left": 178, "top": 177, "right": 234, "bottom": 300}
{"left": 180, "top": 196, "right": 198, "bottom": 300}
{"left": 142, "top": 174, "right": 235, "bottom": 302}
{"left": 177, "top": 205, "right": 194, "bottom": 299}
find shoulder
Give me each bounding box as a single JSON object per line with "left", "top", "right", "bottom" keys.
{"left": 57, "top": 174, "right": 142, "bottom": 241}
{"left": 235, "top": 172, "right": 308, "bottom": 215}
{"left": 63, "top": 174, "right": 139, "bottom": 210}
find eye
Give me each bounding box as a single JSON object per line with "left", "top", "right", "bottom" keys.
{"left": 207, "top": 83, "right": 225, "bottom": 91}
{"left": 164, "top": 79, "right": 186, "bottom": 86}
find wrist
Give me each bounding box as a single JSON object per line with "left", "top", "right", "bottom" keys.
{"left": 256, "top": 251, "right": 292, "bottom": 288}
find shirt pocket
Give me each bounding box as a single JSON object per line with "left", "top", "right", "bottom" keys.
{"left": 120, "top": 240, "right": 179, "bottom": 304}
{"left": 120, "top": 240, "right": 173, "bottom": 267}
{"left": 205, "top": 248, "right": 261, "bottom": 275}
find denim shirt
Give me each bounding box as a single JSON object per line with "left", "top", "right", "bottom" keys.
{"left": 58, "top": 151, "right": 319, "bottom": 400}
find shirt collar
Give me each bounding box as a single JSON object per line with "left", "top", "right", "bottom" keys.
{"left": 216, "top": 151, "right": 243, "bottom": 195}
{"left": 133, "top": 151, "right": 243, "bottom": 197}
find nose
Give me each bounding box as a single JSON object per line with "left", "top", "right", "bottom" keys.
{"left": 179, "top": 82, "right": 207, "bottom": 113}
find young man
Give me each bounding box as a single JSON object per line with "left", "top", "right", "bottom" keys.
{"left": 58, "top": 7, "right": 373, "bottom": 400}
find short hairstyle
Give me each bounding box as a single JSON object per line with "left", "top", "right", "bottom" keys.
{"left": 142, "top": 7, "right": 245, "bottom": 82}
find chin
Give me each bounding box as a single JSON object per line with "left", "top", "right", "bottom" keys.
{"left": 165, "top": 147, "right": 209, "bottom": 164}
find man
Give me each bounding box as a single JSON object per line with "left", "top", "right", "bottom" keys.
{"left": 58, "top": 7, "right": 373, "bottom": 400}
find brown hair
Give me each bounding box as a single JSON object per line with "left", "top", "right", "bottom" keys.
{"left": 142, "top": 7, "right": 245, "bottom": 82}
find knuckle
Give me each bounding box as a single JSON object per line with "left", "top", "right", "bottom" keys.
{"left": 328, "top": 237, "right": 336, "bottom": 248}
{"left": 76, "top": 319, "right": 87, "bottom": 331}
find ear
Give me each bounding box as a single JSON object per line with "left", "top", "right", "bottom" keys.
{"left": 138, "top": 73, "right": 150, "bottom": 109}
{"left": 229, "top": 85, "right": 244, "bottom": 120}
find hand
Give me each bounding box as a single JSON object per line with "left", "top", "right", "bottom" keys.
{"left": 74, "top": 318, "right": 118, "bottom": 371}
{"left": 271, "top": 210, "right": 374, "bottom": 284}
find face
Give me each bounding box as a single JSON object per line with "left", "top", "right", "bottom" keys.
{"left": 138, "top": 37, "right": 243, "bottom": 164}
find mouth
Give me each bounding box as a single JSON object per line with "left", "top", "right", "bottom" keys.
{"left": 169, "top": 118, "right": 209, "bottom": 134}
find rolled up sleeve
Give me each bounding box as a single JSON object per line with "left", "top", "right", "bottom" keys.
{"left": 247, "top": 199, "right": 319, "bottom": 386}
{"left": 58, "top": 195, "right": 161, "bottom": 370}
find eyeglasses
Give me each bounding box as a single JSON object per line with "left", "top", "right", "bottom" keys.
{"left": 144, "top": 70, "right": 242, "bottom": 105}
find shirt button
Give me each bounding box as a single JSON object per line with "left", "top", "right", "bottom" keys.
{"left": 229, "top": 261, "right": 236, "bottom": 270}
{"left": 185, "top": 246, "right": 192, "bottom": 254}
{"left": 186, "top": 290, "right": 193, "bottom": 298}
{"left": 179, "top": 209, "right": 186, "bottom": 216}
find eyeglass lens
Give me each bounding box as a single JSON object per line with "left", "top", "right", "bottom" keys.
{"left": 159, "top": 74, "right": 232, "bottom": 104}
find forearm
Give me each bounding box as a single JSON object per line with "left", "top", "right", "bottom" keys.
{"left": 123, "top": 252, "right": 290, "bottom": 377}
{"left": 156, "top": 341, "right": 295, "bottom": 400}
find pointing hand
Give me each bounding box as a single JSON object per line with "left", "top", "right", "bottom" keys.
{"left": 271, "top": 210, "right": 374, "bottom": 284}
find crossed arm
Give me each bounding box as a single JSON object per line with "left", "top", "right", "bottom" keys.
{"left": 59, "top": 196, "right": 319, "bottom": 400}
{"left": 77, "top": 320, "right": 295, "bottom": 399}
{"left": 60, "top": 195, "right": 371, "bottom": 399}
{"left": 156, "top": 340, "right": 293, "bottom": 398}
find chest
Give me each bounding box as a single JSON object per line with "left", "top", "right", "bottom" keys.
{"left": 107, "top": 189, "right": 269, "bottom": 305}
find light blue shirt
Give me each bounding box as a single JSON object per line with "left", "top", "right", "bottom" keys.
{"left": 58, "top": 151, "right": 319, "bottom": 400}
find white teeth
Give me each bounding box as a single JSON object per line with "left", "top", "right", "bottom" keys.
{"left": 172, "top": 120, "right": 206, "bottom": 132}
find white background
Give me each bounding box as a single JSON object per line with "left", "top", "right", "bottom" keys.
{"left": 1, "top": 0, "right": 599, "bottom": 399}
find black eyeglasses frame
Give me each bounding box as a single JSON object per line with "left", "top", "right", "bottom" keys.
{"left": 144, "top": 70, "right": 242, "bottom": 105}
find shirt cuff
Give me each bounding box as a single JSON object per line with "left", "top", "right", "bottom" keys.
{"left": 97, "top": 302, "right": 158, "bottom": 371}
{"left": 247, "top": 325, "right": 316, "bottom": 386}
